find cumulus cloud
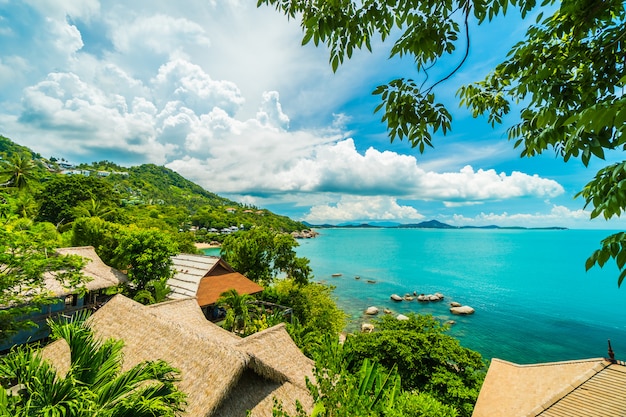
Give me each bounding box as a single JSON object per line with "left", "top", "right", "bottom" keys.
{"left": 109, "top": 13, "right": 211, "bottom": 56}
{"left": 450, "top": 205, "right": 591, "bottom": 228}
{"left": 419, "top": 165, "right": 564, "bottom": 201}
{"left": 303, "top": 196, "right": 424, "bottom": 222}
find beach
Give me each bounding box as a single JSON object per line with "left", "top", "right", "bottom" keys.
{"left": 194, "top": 242, "right": 221, "bottom": 250}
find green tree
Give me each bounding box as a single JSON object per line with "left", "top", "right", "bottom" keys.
{"left": 346, "top": 314, "right": 485, "bottom": 417}
{"left": 71, "top": 217, "right": 123, "bottom": 266}
{"left": 112, "top": 228, "right": 178, "bottom": 294}
{"left": 274, "top": 336, "right": 458, "bottom": 417}
{"left": 72, "top": 197, "right": 118, "bottom": 222}
{"left": 261, "top": 279, "right": 346, "bottom": 355}
{"left": 0, "top": 154, "right": 36, "bottom": 191}
{"left": 12, "top": 192, "right": 38, "bottom": 219}
{"left": 0, "top": 227, "right": 86, "bottom": 343}
{"left": 261, "top": 0, "right": 626, "bottom": 284}
{"left": 216, "top": 289, "right": 258, "bottom": 335}
{"left": 36, "top": 175, "right": 119, "bottom": 227}
{"left": 221, "top": 227, "right": 311, "bottom": 285}
{"left": 0, "top": 313, "right": 186, "bottom": 416}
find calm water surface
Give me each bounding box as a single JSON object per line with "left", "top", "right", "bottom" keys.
{"left": 294, "top": 228, "right": 626, "bottom": 364}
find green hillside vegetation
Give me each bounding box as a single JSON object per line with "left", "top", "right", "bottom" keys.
{"left": 1, "top": 135, "right": 307, "bottom": 237}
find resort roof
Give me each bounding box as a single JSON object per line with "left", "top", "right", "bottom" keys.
{"left": 169, "top": 253, "right": 263, "bottom": 307}
{"left": 472, "top": 357, "right": 626, "bottom": 417}
{"left": 47, "top": 246, "right": 127, "bottom": 295}
{"left": 41, "top": 295, "right": 314, "bottom": 417}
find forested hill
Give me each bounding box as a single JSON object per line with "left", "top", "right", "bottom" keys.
{"left": 0, "top": 135, "right": 307, "bottom": 235}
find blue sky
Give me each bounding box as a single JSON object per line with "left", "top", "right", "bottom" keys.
{"left": 0, "top": 0, "right": 623, "bottom": 229}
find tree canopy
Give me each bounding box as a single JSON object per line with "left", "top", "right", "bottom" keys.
{"left": 0, "top": 226, "right": 86, "bottom": 342}
{"left": 259, "top": 0, "right": 626, "bottom": 284}
{"left": 220, "top": 226, "right": 312, "bottom": 285}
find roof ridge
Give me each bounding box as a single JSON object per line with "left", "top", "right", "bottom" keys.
{"left": 527, "top": 360, "right": 612, "bottom": 416}
{"left": 492, "top": 357, "right": 606, "bottom": 368}
{"left": 238, "top": 323, "right": 287, "bottom": 342}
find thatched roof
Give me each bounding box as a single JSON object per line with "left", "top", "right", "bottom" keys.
{"left": 0, "top": 246, "right": 127, "bottom": 306}
{"left": 473, "top": 357, "right": 626, "bottom": 416}
{"left": 149, "top": 297, "right": 240, "bottom": 343}
{"left": 236, "top": 323, "right": 314, "bottom": 391}
{"left": 45, "top": 246, "right": 127, "bottom": 296}
{"left": 169, "top": 253, "right": 263, "bottom": 307}
{"left": 42, "top": 295, "right": 314, "bottom": 417}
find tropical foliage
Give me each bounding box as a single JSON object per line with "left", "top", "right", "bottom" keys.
{"left": 0, "top": 313, "right": 186, "bottom": 416}
{"left": 346, "top": 314, "right": 485, "bottom": 417}
{"left": 259, "top": 0, "right": 626, "bottom": 285}
{"left": 274, "top": 335, "right": 459, "bottom": 417}
{"left": 0, "top": 226, "right": 86, "bottom": 342}
{"left": 221, "top": 226, "right": 311, "bottom": 285}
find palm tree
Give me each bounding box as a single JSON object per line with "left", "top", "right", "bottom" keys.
{"left": 133, "top": 277, "right": 172, "bottom": 305}
{"left": 217, "top": 289, "right": 258, "bottom": 335}
{"left": 13, "top": 192, "right": 37, "bottom": 219}
{"left": 0, "top": 154, "right": 36, "bottom": 191}
{"left": 0, "top": 313, "right": 186, "bottom": 416}
{"left": 72, "top": 197, "right": 117, "bottom": 220}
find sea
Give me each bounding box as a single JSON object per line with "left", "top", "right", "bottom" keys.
{"left": 290, "top": 228, "right": 626, "bottom": 365}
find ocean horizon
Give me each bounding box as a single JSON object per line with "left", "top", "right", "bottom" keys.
{"left": 292, "top": 228, "right": 626, "bottom": 365}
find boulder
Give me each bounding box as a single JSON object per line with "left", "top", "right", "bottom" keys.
{"left": 450, "top": 301, "right": 462, "bottom": 308}
{"left": 383, "top": 308, "right": 392, "bottom": 314}
{"left": 445, "top": 320, "right": 456, "bottom": 326}
{"left": 450, "top": 306, "right": 475, "bottom": 315}
{"left": 417, "top": 294, "right": 428, "bottom": 302}
{"left": 390, "top": 294, "right": 403, "bottom": 302}
{"left": 428, "top": 294, "right": 441, "bottom": 301}
{"left": 403, "top": 295, "right": 414, "bottom": 301}
{"left": 396, "top": 314, "right": 409, "bottom": 321}
{"left": 434, "top": 292, "right": 444, "bottom": 300}
{"left": 365, "top": 306, "right": 379, "bottom": 315}
{"left": 361, "top": 323, "right": 375, "bottom": 333}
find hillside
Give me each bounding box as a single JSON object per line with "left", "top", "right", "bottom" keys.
{"left": 0, "top": 135, "right": 307, "bottom": 235}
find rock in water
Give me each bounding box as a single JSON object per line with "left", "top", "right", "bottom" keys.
{"left": 390, "top": 294, "right": 403, "bottom": 301}
{"left": 365, "top": 306, "right": 379, "bottom": 315}
{"left": 450, "top": 306, "right": 475, "bottom": 315}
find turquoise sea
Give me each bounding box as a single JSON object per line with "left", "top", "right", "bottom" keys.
{"left": 291, "top": 228, "right": 626, "bottom": 365}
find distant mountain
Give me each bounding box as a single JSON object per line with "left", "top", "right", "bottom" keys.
{"left": 305, "top": 219, "right": 568, "bottom": 230}
{"left": 400, "top": 220, "right": 457, "bottom": 229}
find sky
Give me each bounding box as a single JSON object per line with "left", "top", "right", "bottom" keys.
{"left": 0, "top": 0, "right": 624, "bottom": 229}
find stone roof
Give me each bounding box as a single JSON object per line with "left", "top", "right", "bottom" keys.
{"left": 473, "top": 357, "right": 626, "bottom": 417}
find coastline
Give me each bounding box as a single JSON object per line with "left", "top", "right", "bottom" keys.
{"left": 194, "top": 242, "right": 221, "bottom": 250}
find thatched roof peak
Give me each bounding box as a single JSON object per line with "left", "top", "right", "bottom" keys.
{"left": 42, "top": 294, "right": 313, "bottom": 416}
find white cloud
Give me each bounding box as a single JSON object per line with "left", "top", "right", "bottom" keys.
{"left": 256, "top": 91, "right": 289, "bottom": 130}
{"left": 152, "top": 59, "right": 244, "bottom": 116}
{"left": 303, "top": 196, "right": 424, "bottom": 222}
{"left": 450, "top": 205, "right": 592, "bottom": 228}
{"left": 25, "top": 0, "right": 100, "bottom": 20}
{"left": 109, "top": 14, "right": 211, "bottom": 56}
{"left": 419, "top": 166, "right": 564, "bottom": 201}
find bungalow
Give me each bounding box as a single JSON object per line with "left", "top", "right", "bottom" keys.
{"left": 1, "top": 246, "right": 127, "bottom": 351}
{"left": 168, "top": 253, "right": 263, "bottom": 320}
{"left": 472, "top": 352, "right": 626, "bottom": 416}
{"left": 41, "top": 294, "right": 315, "bottom": 416}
